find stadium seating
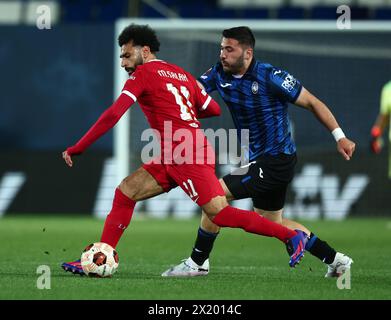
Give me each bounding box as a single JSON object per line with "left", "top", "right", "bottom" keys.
{"left": 374, "top": 7, "right": 391, "bottom": 19}
{"left": 1, "top": 0, "right": 391, "bottom": 23}
{"left": 356, "top": 0, "right": 387, "bottom": 8}
{"left": 60, "top": 0, "right": 126, "bottom": 22}
{"left": 219, "top": 0, "right": 285, "bottom": 9}
{"left": 277, "top": 6, "right": 306, "bottom": 20}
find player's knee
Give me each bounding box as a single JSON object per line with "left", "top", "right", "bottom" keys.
{"left": 202, "top": 196, "right": 228, "bottom": 219}
{"left": 119, "top": 178, "right": 139, "bottom": 201}
{"left": 261, "top": 212, "right": 282, "bottom": 224}
{"left": 201, "top": 211, "right": 220, "bottom": 233}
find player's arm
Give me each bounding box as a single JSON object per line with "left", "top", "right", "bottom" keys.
{"left": 62, "top": 93, "right": 135, "bottom": 167}
{"left": 192, "top": 66, "right": 221, "bottom": 119}
{"left": 294, "top": 87, "right": 356, "bottom": 161}
{"left": 63, "top": 74, "right": 144, "bottom": 167}
{"left": 370, "top": 85, "right": 391, "bottom": 154}
{"left": 370, "top": 114, "right": 389, "bottom": 154}
{"left": 195, "top": 80, "right": 221, "bottom": 119}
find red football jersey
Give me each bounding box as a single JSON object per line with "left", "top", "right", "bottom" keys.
{"left": 122, "top": 59, "right": 211, "bottom": 131}
{"left": 122, "top": 59, "right": 216, "bottom": 163}
{"left": 66, "top": 59, "right": 220, "bottom": 164}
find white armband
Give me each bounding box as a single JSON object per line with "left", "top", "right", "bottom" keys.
{"left": 331, "top": 128, "right": 346, "bottom": 142}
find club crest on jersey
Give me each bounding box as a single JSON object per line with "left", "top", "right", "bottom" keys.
{"left": 251, "top": 81, "right": 259, "bottom": 94}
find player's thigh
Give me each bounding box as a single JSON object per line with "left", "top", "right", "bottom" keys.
{"left": 245, "top": 155, "right": 295, "bottom": 219}
{"left": 219, "top": 178, "right": 236, "bottom": 201}
{"left": 221, "top": 171, "right": 250, "bottom": 202}
{"left": 254, "top": 207, "right": 283, "bottom": 224}
{"left": 119, "top": 166, "right": 166, "bottom": 201}
{"left": 167, "top": 164, "right": 226, "bottom": 215}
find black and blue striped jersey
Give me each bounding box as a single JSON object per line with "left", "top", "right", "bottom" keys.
{"left": 198, "top": 59, "right": 302, "bottom": 161}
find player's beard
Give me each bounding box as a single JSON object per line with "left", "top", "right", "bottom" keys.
{"left": 222, "top": 52, "right": 245, "bottom": 75}
{"left": 126, "top": 50, "right": 144, "bottom": 76}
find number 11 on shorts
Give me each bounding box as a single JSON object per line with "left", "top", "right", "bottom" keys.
{"left": 183, "top": 179, "right": 199, "bottom": 201}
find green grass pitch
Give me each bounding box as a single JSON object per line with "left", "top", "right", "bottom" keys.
{"left": 0, "top": 215, "right": 390, "bottom": 300}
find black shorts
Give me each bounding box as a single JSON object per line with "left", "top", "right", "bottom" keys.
{"left": 222, "top": 153, "right": 297, "bottom": 211}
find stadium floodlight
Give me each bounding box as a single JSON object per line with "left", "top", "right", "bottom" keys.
{"left": 93, "top": 18, "right": 391, "bottom": 219}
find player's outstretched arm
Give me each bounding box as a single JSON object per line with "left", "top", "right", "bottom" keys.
{"left": 370, "top": 113, "right": 389, "bottom": 154}
{"left": 62, "top": 94, "right": 134, "bottom": 167}
{"left": 294, "top": 87, "right": 356, "bottom": 161}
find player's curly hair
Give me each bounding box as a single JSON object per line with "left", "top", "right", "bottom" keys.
{"left": 118, "top": 24, "right": 160, "bottom": 53}
{"left": 222, "top": 26, "right": 255, "bottom": 49}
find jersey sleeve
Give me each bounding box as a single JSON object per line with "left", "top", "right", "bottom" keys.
{"left": 197, "top": 65, "right": 218, "bottom": 93}
{"left": 380, "top": 82, "right": 391, "bottom": 115}
{"left": 121, "top": 69, "right": 146, "bottom": 103}
{"left": 267, "top": 67, "right": 303, "bottom": 103}
{"left": 194, "top": 87, "right": 221, "bottom": 119}
{"left": 66, "top": 72, "right": 146, "bottom": 155}
{"left": 187, "top": 73, "right": 221, "bottom": 118}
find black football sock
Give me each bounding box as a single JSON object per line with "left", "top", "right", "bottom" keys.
{"left": 305, "top": 232, "right": 337, "bottom": 265}
{"left": 190, "top": 227, "right": 219, "bottom": 266}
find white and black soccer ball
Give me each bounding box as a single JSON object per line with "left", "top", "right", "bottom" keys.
{"left": 81, "top": 242, "right": 119, "bottom": 277}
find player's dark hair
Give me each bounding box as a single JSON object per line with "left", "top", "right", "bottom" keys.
{"left": 118, "top": 24, "right": 160, "bottom": 53}
{"left": 222, "top": 26, "right": 255, "bottom": 49}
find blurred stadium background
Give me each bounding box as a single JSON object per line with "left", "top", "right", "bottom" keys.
{"left": 1, "top": 0, "right": 391, "bottom": 221}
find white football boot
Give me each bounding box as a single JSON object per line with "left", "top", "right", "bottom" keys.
{"left": 325, "top": 252, "right": 353, "bottom": 278}
{"left": 161, "top": 257, "right": 209, "bottom": 277}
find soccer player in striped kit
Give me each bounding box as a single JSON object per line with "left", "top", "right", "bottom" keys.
{"left": 162, "top": 26, "right": 355, "bottom": 278}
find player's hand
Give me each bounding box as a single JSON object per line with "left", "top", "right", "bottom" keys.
{"left": 370, "top": 126, "right": 383, "bottom": 154}
{"left": 370, "top": 137, "right": 383, "bottom": 154}
{"left": 337, "top": 137, "right": 355, "bottom": 161}
{"left": 62, "top": 150, "right": 73, "bottom": 167}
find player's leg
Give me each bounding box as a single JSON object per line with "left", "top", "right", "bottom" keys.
{"left": 168, "top": 164, "right": 307, "bottom": 266}
{"left": 201, "top": 197, "right": 304, "bottom": 249}
{"left": 161, "top": 178, "right": 229, "bottom": 277}
{"left": 200, "top": 197, "right": 307, "bottom": 269}
{"left": 197, "top": 155, "right": 307, "bottom": 267}
{"left": 255, "top": 208, "right": 310, "bottom": 235}
{"left": 63, "top": 162, "right": 173, "bottom": 275}
{"left": 254, "top": 207, "right": 352, "bottom": 277}
{"left": 162, "top": 166, "right": 307, "bottom": 277}
{"left": 185, "top": 179, "right": 231, "bottom": 268}
{"left": 191, "top": 188, "right": 311, "bottom": 265}
{"left": 185, "top": 156, "right": 277, "bottom": 269}
{"left": 100, "top": 166, "right": 167, "bottom": 248}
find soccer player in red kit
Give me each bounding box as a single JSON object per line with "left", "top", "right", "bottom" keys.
{"left": 61, "top": 24, "right": 308, "bottom": 275}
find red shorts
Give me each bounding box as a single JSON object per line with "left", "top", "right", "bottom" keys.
{"left": 142, "top": 161, "right": 225, "bottom": 207}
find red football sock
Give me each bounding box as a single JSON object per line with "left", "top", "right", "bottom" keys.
{"left": 100, "top": 188, "right": 136, "bottom": 248}
{"left": 212, "top": 206, "right": 296, "bottom": 243}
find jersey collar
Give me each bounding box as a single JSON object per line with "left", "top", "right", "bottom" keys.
{"left": 243, "top": 58, "right": 257, "bottom": 78}
{"left": 145, "top": 59, "right": 164, "bottom": 63}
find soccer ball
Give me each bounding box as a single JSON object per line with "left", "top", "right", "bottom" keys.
{"left": 80, "top": 242, "right": 119, "bottom": 277}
